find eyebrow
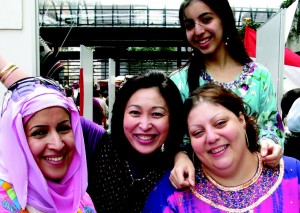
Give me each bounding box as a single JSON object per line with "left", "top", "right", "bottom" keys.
{"left": 127, "top": 104, "right": 168, "bottom": 111}
{"left": 184, "top": 11, "right": 214, "bottom": 21}
{"left": 28, "top": 119, "right": 70, "bottom": 132}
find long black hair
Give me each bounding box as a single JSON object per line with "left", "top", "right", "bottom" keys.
{"left": 179, "top": 0, "right": 252, "bottom": 94}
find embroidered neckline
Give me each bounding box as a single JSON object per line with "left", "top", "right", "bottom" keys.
{"left": 202, "top": 153, "right": 262, "bottom": 191}
{"left": 200, "top": 62, "right": 255, "bottom": 89}
{"left": 190, "top": 155, "right": 284, "bottom": 212}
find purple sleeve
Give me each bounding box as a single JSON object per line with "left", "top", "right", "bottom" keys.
{"left": 92, "top": 98, "right": 105, "bottom": 125}
{"left": 80, "top": 116, "right": 106, "bottom": 167}
{"left": 142, "top": 170, "right": 175, "bottom": 212}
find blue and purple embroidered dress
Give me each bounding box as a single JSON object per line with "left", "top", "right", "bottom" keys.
{"left": 143, "top": 156, "right": 300, "bottom": 213}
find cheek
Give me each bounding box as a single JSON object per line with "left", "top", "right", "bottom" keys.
{"left": 65, "top": 133, "right": 76, "bottom": 150}
{"left": 123, "top": 117, "right": 134, "bottom": 138}
{"left": 159, "top": 120, "right": 170, "bottom": 140}
{"left": 215, "top": 24, "right": 223, "bottom": 38}
{"left": 186, "top": 31, "right": 193, "bottom": 41}
{"left": 123, "top": 115, "right": 136, "bottom": 130}
{"left": 191, "top": 138, "right": 205, "bottom": 154}
{"left": 27, "top": 139, "right": 45, "bottom": 158}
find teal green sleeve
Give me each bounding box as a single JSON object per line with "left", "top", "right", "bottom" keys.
{"left": 169, "top": 63, "right": 284, "bottom": 149}
{"left": 252, "top": 68, "right": 284, "bottom": 147}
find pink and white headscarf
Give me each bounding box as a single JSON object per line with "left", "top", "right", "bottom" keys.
{"left": 0, "top": 85, "right": 87, "bottom": 212}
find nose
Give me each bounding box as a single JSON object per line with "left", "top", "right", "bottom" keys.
{"left": 194, "top": 22, "right": 205, "bottom": 35}
{"left": 139, "top": 116, "right": 152, "bottom": 130}
{"left": 48, "top": 132, "right": 64, "bottom": 150}
{"left": 205, "top": 128, "right": 219, "bottom": 143}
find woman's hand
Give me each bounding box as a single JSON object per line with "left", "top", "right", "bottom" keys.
{"left": 169, "top": 151, "right": 195, "bottom": 189}
{"left": 260, "top": 138, "right": 283, "bottom": 167}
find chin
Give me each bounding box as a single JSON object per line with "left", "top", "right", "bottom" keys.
{"left": 136, "top": 146, "right": 157, "bottom": 155}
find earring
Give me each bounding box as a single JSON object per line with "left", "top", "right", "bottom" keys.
{"left": 192, "top": 151, "right": 195, "bottom": 164}
{"left": 161, "top": 144, "right": 165, "bottom": 152}
{"left": 245, "top": 133, "right": 249, "bottom": 148}
{"left": 225, "top": 36, "right": 229, "bottom": 46}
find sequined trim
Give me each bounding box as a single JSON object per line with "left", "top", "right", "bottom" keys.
{"left": 190, "top": 156, "right": 284, "bottom": 212}
{"left": 200, "top": 62, "right": 256, "bottom": 89}
{"left": 203, "top": 154, "right": 262, "bottom": 191}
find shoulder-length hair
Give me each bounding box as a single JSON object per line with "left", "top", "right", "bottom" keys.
{"left": 111, "top": 70, "right": 184, "bottom": 162}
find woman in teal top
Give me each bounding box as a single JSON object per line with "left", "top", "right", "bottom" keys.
{"left": 169, "top": 0, "right": 284, "bottom": 189}
{"left": 171, "top": 0, "right": 284, "bottom": 145}
{"left": 170, "top": 61, "right": 284, "bottom": 146}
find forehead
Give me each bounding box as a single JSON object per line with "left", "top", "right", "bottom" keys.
{"left": 25, "top": 107, "right": 69, "bottom": 125}
{"left": 127, "top": 87, "right": 167, "bottom": 106}
{"left": 189, "top": 101, "right": 231, "bottom": 119}
{"left": 184, "top": 0, "right": 212, "bottom": 18}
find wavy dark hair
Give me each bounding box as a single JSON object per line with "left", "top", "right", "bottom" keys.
{"left": 183, "top": 83, "right": 260, "bottom": 153}
{"left": 111, "top": 70, "right": 184, "bottom": 163}
{"left": 178, "top": 0, "right": 252, "bottom": 94}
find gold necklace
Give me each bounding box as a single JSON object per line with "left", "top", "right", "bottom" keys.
{"left": 202, "top": 152, "right": 262, "bottom": 191}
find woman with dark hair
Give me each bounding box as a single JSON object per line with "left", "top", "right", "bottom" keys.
{"left": 144, "top": 84, "right": 300, "bottom": 212}
{"left": 170, "top": 0, "right": 284, "bottom": 188}
{"left": 0, "top": 53, "right": 184, "bottom": 212}
{"left": 88, "top": 70, "right": 185, "bottom": 212}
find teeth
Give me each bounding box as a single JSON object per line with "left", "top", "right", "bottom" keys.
{"left": 199, "top": 38, "right": 210, "bottom": 44}
{"left": 211, "top": 145, "right": 226, "bottom": 154}
{"left": 137, "top": 135, "right": 153, "bottom": 140}
{"left": 46, "top": 156, "right": 63, "bottom": 162}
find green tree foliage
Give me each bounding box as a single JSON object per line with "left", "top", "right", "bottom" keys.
{"left": 127, "top": 47, "right": 176, "bottom": 74}
{"left": 280, "top": 0, "right": 300, "bottom": 42}
{"left": 238, "top": 20, "right": 261, "bottom": 42}
{"left": 128, "top": 47, "right": 175, "bottom": 51}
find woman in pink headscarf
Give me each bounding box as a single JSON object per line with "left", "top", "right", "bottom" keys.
{"left": 0, "top": 77, "right": 95, "bottom": 212}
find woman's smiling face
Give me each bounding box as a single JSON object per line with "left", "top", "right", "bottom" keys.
{"left": 25, "top": 107, "right": 75, "bottom": 181}
{"left": 188, "top": 101, "right": 247, "bottom": 176}
{"left": 183, "top": 0, "right": 224, "bottom": 56}
{"left": 123, "top": 87, "right": 170, "bottom": 155}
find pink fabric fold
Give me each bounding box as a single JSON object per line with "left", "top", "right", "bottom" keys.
{"left": 0, "top": 85, "right": 87, "bottom": 212}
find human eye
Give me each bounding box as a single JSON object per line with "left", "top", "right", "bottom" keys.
{"left": 58, "top": 124, "right": 72, "bottom": 133}
{"left": 184, "top": 20, "right": 194, "bottom": 30}
{"left": 201, "top": 16, "right": 212, "bottom": 24}
{"left": 129, "top": 110, "right": 140, "bottom": 116}
{"left": 31, "top": 129, "right": 48, "bottom": 138}
{"left": 190, "top": 128, "right": 204, "bottom": 138}
{"left": 152, "top": 112, "right": 164, "bottom": 118}
{"left": 215, "top": 120, "right": 226, "bottom": 128}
